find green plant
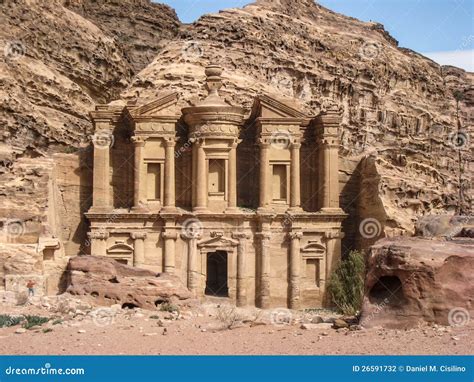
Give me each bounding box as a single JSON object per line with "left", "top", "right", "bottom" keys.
{"left": 22, "top": 315, "right": 50, "bottom": 329}
{"left": 42, "top": 328, "right": 53, "bottom": 333}
{"left": 0, "top": 314, "right": 22, "bottom": 328}
{"left": 159, "top": 302, "right": 179, "bottom": 314}
{"left": 149, "top": 315, "right": 160, "bottom": 319}
{"left": 52, "top": 319, "right": 63, "bottom": 325}
{"left": 327, "top": 250, "right": 366, "bottom": 316}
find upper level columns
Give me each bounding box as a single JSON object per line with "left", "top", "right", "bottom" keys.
{"left": 289, "top": 142, "right": 302, "bottom": 211}
{"left": 132, "top": 136, "right": 147, "bottom": 210}
{"left": 258, "top": 139, "right": 271, "bottom": 211}
{"left": 318, "top": 106, "right": 342, "bottom": 212}
{"left": 90, "top": 110, "right": 117, "bottom": 212}
{"left": 194, "top": 139, "right": 208, "bottom": 212}
{"left": 227, "top": 139, "right": 240, "bottom": 211}
{"left": 163, "top": 137, "right": 176, "bottom": 211}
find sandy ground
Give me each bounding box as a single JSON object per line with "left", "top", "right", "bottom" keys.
{"left": 0, "top": 304, "right": 472, "bottom": 355}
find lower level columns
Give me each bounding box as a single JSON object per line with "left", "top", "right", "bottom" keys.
{"left": 182, "top": 233, "right": 201, "bottom": 294}
{"left": 88, "top": 231, "right": 109, "bottom": 256}
{"left": 162, "top": 231, "right": 177, "bottom": 273}
{"left": 289, "top": 231, "right": 303, "bottom": 309}
{"left": 232, "top": 232, "right": 250, "bottom": 307}
{"left": 257, "top": 232, "right": 272, "bottom": 309}
{"left": 131, "top": 232, "right": 147, "bottom": 268}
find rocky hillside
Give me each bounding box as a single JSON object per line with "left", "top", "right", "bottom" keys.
{"left": 0, "top": 0, "right": 472, "bottom": 255}
{"left": 121, "top": 0, "right": 472, "bottom": 249}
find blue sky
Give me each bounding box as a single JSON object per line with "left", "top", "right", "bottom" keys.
{"left": 157, "top": 0, "right": 473, "bottom": 71}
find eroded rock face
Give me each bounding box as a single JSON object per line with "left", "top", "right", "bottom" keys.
{"left": 360, "top": 237, "right": 474, "bottom": 328}
{"left": 66, "top": 256, "right": 193, "bottom": 309}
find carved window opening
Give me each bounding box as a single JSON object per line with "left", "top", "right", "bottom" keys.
{"left": 208, "top": 159, "right": 225, "bottom": 196}
{"left": 305, "top": 258, "right": 320, "bottom": 287}
{"left": 272, "top": 164, "right": 287, "bottom": 201}
{"left": 147, "top": 163, "right": 161, "bottom": 201}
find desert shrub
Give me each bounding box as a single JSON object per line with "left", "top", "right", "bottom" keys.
{"left": 23, "top": 315, "right": 50, "bottom": 329}
{"left": 42, "top": 328, "right": 53, "bottom": 333}
{"left": 215, "top": 306, "right": 244, "bottom": 329}
{"left": 160, "top": 302, "right": 179, "bottom": 314}
{"left": 0, "top": 314, "right": 22, "bottom": 328}
{"left": 149, "top": 315, "right": 160, "bottom": 319}
{"left": 327, "top": 250, "right": 366, "bottom": 316}
{"left": 52, "top": 319, "right": 63, "bottom": 325}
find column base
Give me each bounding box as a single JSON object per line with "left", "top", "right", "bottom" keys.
{"left": 287, "top": 206, "right": 303, "bottom": 213}
{"left": 131, "top": 205, "right": 150, "bottom": 213}
{"left": 161, "top": 206, "right": 178, "bottom": 214}
{"left": 193, "top": 206, "right": 209, "bottom": 213}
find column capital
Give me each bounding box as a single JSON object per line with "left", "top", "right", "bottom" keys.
{"left": 256, "top": 232, "right": 272, "bottom": 242}
{"left": 180, "top": 232, "right": 202, "bottom": 241}
{"left": 162, "top": 231, "right": 178, "bottom": 240}
{"left": 289, "top": 231, "right": 303, "bottom": 240}
{"left": 88, "top": 231, "right": 109, "bottom": 240}
{"left": 291, "top": 142, "right": 302, "bottom": 149}
{"left": 131, "top": 231, "right": 147, "bottom": 240}
{"left": 131, "top": 135, "right": 147, "bottom": 146}
{"left": 324, "top": 230, "right": 344, "bottom": 240}
{"left": 232, "top": 232, "right": 251, "bottom": 240}
{"left": 91, "top": 131, "right": 114, "bottom": 149}
{"left": 164, "top": 137, "right": 177, "bottom": 147}
{"left": 258, "top": 138, "right": 271, "bottom": 147}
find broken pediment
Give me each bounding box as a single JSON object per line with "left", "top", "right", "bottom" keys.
{"left": 197, "top": 235, "right": 239, "bottom": 249}
{"left": 249, "top": 94, "right": 311, "bottom": 121}
{"left": 126, "top": 92, "right": 180, "bottom": 120}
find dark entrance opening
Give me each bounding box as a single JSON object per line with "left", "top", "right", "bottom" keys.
{"left": 205, "top": 251, "right": 228, "bottom": 297}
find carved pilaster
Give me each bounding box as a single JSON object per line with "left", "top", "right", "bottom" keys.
{"left": 256, "top": 231, "right": 272, "bottom": 308}
{"left": 87, "top": 231, "right": 109, "bottom": 257}
{"left": 289, "top": 231, "right": 303, "bottom": 309}
{"left": 232, "top": 232, "right": 251, "bottom": 306}
{"left": 163, "top": 137, "right": 177, "bottom": 212}
{"left": 162, "top": 231, "right": 178, "bottom": 273}
{"left": 132, "top": 136, "right": 147, "bottom": 211}
{"left": 131, "top": 231, "right": 147, "bottom": 268}
{"left": 181, "top": 233, "right": 202, "bottom": 294}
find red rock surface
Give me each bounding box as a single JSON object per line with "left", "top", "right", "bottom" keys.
{"left": 66, "top": 256, "right": 193, "bottom": 309}
{"left": 360, "top": 237, "right": 474, "bottom": 328}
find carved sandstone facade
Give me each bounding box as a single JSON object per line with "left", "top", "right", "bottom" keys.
{"left": 86, "top": 66, "right": 346, "bottom": 308}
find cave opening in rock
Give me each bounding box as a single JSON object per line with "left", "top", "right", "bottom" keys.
{"left": 122, "top": 302, "right": 139, "bottom": 309}
{"left": 369, "top": 276, "right": 405, "bottom": 306}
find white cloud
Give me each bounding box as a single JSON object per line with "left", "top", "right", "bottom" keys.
{"left": 423, "top": 49, "right": 474, "bottom": 72}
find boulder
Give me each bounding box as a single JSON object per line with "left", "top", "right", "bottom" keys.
{"left": 360, "top": 237, "right": 474, "bottom": 329}
{"left": 415, "top": 215, "right": 473, "bottom": 238}
{"left": 66, "top": 256, "right": 193, "bottom": 310}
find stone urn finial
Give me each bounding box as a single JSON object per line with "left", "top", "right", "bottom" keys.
{"left": 205, "top": 65, "right": 223, "bottom": 97}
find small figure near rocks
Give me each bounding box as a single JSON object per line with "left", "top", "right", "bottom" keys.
{"left": 26, "top": 280, "right": 36, "bottom": 297}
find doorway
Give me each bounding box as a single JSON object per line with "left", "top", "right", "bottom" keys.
{"left": 205, "top": 251, "right": 228, "bottom": 297}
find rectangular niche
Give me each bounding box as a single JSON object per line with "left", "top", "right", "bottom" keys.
{"left": 305, "top": 258, "right": 321, "bottom": 288}
{"left": 147, "top": 163, "right": 162, "bottom": 201}
{"left": 272, "top": 164, "right": 287, "bottom": 201}
{"left": 208, "top": 159, "right": 226, "bottom": 196}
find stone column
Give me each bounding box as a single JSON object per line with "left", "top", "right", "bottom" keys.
{"left": 318, "top": 108, "right": 341, "bottom": 212}
{"left": 289, "top": 231, "right": 303, "bottom": 309}
{"left": 91, "top": 130, "right": 113, "bottom": 211}
{"left": 162, "top": 231, "right": 177, "bottom": 273}
{"left": 182, "top": 233, "right": 201, "bottom": 294}
{"left": 257, "top": 232, "right": 272, "bottom": 308}
{"left": 258, "top": 140, "right": 270, "bottom": 210}
{"left": 194, "top": 140, "right": 207, "bottom": 212}
{"left": 323, "top": 231, "right": 343, "bottom": 305}
{"left": 290, "top": 142, "right": 302, "bottom": 211}
{"left": 232, "top": 232, "right": 250, "bottom": 306}
{"left": 163, "top": 138, "right": 176, "bottom": 211}
{"left": 131, "top": 232, "right": 147, "bottom": 268}
{"left": 88, "top": 231, "right": 109, "bottom": 256}
{"left": 227, "top": 139, "right": 239, "bottom": 211}
{"left": 132, "top": 136, "right": 147, "bottom": 210}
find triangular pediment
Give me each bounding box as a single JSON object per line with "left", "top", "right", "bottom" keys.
{"left": 250, "top": 94, "right": 309, "bottom": 120}
{"left": 197, "top": 235, "right": 239, "bottom": 248}
{"left": 127, "top": 92, "right": 180, "bottom": 119}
